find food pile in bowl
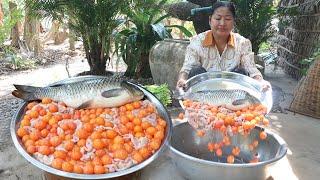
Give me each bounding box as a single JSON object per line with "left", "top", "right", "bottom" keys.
{"left": 11, "top": 76, "right": 170, "bottom": 177}
{"left": 179, "top": 99, "right": 268, "bottom": 164}
{"left": 177, "top": 72, "right": 273, "bottom": 164}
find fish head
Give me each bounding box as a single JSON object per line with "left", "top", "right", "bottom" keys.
{"left": 182, "top": 91, "right": 198, "bottom": 101}
{"left": 121, "top": 81, "right": 145, "bottom": 101}
{"left": 244, "top": 92, "right": 261, "bottom": 104}
{"left": 232, "top": 91, "right": 261, "bottom": 107}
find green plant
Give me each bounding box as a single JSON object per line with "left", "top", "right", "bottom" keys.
{"left": 144, "top": 84, "right": 172, "bottom": 107}
{"left": 113, "top": 0, "right": 192, "bottom": 78}
{"left": 258, "top": 41, "right": 272, "bottom": 53}
{"left": 232, "top": 0, "right": 276, "bottom": 54}
{"left": 0, "top": 0, "right": 24, "bottom": 46}
{"left": 8, "top": 54, "right": 36, "bottom": 70}
{"left": 27, "top": 0, "right": 127, "bottom": 75}
{"left": 299, "top": 47, "right": 320, "bottom": 75}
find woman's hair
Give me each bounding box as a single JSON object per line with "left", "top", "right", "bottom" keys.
{"left": 212, "top": 1, "right": 236, "bottom": 19}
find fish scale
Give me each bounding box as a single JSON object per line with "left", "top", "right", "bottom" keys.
{"left": 184, "top": 89, "right": 260, "bottom": 110}
{"left": 12, "top": 76, "right": 144, "bottom": 108}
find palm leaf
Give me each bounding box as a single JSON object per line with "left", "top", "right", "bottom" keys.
{"left": 151, "top": 23, "right": 170, "bottom": 39}
{"left": 165, "top": 25, "right": 193, "bottom": 37}
{"left": 154, "top": 14, "right": 170, "bottom": 24}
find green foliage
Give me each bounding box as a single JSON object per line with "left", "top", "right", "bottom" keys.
{"left": 113, "top": 0, "right": 192, "bottom": 78}
{"left": 277, "top": 6, "right": 299, "bottom": 16}
{"left": 0, "top": 0, "right": 24, "bottom": 46}
{"left": 28, "top": 0, "right": 191, "bottom": 75}
{"left": 299, "top": 47, "right": 320, "bottom": 75}
{"left": 0, "top": 1, "right": 29, "bottom": 70}
{"left": 27, "top": 0, "right": 127, "bottom": 74}
{"left": 6, "top": 53, "right": 36, "bottom": 70}
{"left": 232, "top": 0, "right": 276, "bottom": 54}
{"left": 183, "top": 22, "right": 196, "bottom": 37}
{"left": 144, "top": 84, "right": 172, "bottom": 107}
{"left": 258, "top": 41, "right": 272, "bottom": 53}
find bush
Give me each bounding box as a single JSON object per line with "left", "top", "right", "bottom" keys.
{"left": 233, "top": 0, "right": 276, "bottom": 54}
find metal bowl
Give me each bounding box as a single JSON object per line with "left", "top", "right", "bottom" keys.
{"left": 10, "top": 76, "right": 172, "bottom": 179}
{"left": 169, "top": 122, "right": 287, "bottom": 180}
{"left": 179, "top": 71, "right": 273, "bottom": 113}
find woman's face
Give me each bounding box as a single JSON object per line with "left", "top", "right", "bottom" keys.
{"left": 210, "top": 7, "right": 234, "bottom": 37}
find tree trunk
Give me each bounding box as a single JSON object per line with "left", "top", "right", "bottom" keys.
{"left": 43, "top": 20, "right": 58, "bottom": 43}
{"left": 166, "top": 2, "right": 199, "bottom": 21}
{"left": 136, "top": 52, "right": 152, "bottom": 78}
{"left": 85, "top": 34, "right": 106, "bottom": 75}
{"left": 43, "top": 20, "right": 68, "bottom": 45}
{"left": 24, "top": 6, "right": 41, "bottom": 55}
{"left": 123, "top": 47, "right": 137, "bottom": 77}
{"left": 0, "top": 0, "right": 3, "bottom": 26}
{"left": 9, "top": 1, "right": 21, "bottom": 48}
{"left": 166, "top": 1, "right": 215, "bottom": 34}
{"left": 187, "top": 0, "right": 215, "bottom": 6}
{"left": 69, "top": 28, "right": 75, "bottom": 51}
{"left": 55, "top": 24, "right": 68, "bottom": 45}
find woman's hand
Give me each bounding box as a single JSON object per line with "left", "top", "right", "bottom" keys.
{"left": 176, "top": 72, "right": 188, "bottom": 90}
{"left": 176, "top": 78, "right": 187, "bottom": 89}
{"left": 253, "top": 75, "right": 271, "bottom": 92}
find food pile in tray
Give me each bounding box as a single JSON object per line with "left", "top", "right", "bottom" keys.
{"left": 16, "top": 98, "right": 167, "bottom": 174}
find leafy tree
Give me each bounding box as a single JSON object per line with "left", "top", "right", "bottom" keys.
{"left": 0, "top": 0, "right": 23, "bottom": 48}
{"left": 114, "top": 0, "right": 192, "bottom": 78}
{"left": 233, "top": 0, "right": 276, "bottom": 54}
{"left": 27, "top": 0, "right": 127, "bottom": 75}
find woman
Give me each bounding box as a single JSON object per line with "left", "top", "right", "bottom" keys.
{"left": 176, "top": 1, "right": 270, "bottom": 91}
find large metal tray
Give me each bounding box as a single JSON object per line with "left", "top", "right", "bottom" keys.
{"left": 180, "top": 71, "right": 273, "bottom": 113}
{"left": 10, "top": 76, "right": 173, "bottom": 179}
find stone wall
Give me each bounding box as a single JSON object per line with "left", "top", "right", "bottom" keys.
{"left": 149, "top": 39, "right": 190, "bottom": 90}
{"left": 277, "top": 0, "right": 320, "bottom": 79}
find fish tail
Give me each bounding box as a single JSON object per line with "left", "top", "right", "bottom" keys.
{"left": 12, "top": 85, "right": 39, "bottom": 101}
{"left": 171, "top": 88, "right": 186, "bottom": 100}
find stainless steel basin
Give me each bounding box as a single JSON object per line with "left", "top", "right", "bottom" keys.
{"left": 179, "top": 71, "right": 273, "bottom": 113}
{"left": 169, "top": 122, "right": 287, "bottom": 180}
{"left": 10, "top": 76, "right": 173, "bottom": 179}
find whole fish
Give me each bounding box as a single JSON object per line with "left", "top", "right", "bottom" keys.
{"left": 12, "top": 76, "right": 144, "bottom": 109}
{"left": 183, "top": 89, "right": 260, "bottom": 110}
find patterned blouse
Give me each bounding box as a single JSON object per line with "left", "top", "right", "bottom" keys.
{"left": 180, "top": 30, "right": 262, "bottom": 78}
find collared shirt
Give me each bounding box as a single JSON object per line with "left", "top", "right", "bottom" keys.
{"left": 180, "top": 30, "right": 262, "bottom": 78}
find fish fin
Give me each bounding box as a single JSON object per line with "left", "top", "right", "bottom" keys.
{"left": 76, "top": 100, "right": 94, "bottom": 109}
{"left": 49, "top": 76, "right": 109, "bottom": 87}
{"left": 226, "top": 103, "right": 250, "bottom": 111}
{"left": 14, "top": 84, "right": 39, "bottom": 92}
{"left": 172, "top": 91, "right": 183, "bottom": 100}
{"left": 101, "top": 88, "right": 124, "bottom": 98}
{"left": 48, "top": 83, "right": 65, "bottom": 87}
{"left": 228, "top": 99, "right": 251, "bottom": 110}
{"left": 12, "top": 85, "right": 38, "bottom": 101}
{"left": 232, "top": 99, "right": 247, "bottom": 106}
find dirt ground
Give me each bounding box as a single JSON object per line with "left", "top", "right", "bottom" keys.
{"left": 0, "top": 45, "right": 319, "bottom": 180}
